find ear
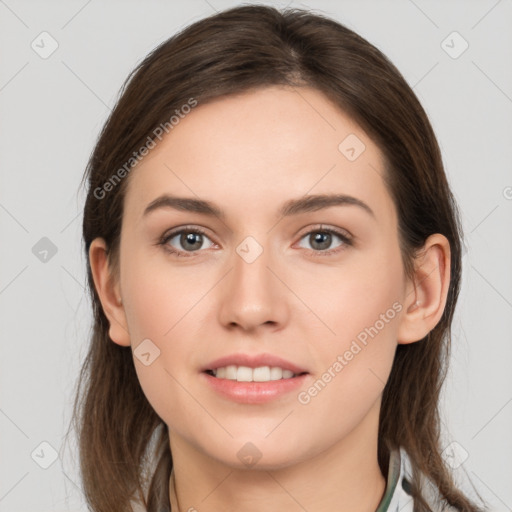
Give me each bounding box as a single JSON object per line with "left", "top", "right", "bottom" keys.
{"left": 397, "top": 233, "right": 451, "bottom": 344}
{"left": 88, "top": 237, "right": 131, "bottom": 347}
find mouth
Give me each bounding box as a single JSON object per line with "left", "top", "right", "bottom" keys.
{"left": 204, "top": 365, "right": 308, "bottom": 382}
{"left": 201, "top": 354, "right": 310, "bottom": 404}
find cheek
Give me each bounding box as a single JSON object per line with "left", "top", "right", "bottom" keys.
{"left": 120, "top": 251, "right": 218, "bottom": 419}
{"left": 122, "top": 248, "right": 211, "bottom": 342}
{"left": 295, "top": 245, "right": 404, "bottom": 347}
{"left": 293, "top": 245, "right": 404, "bottom": 404}
{"left": 293, "top": 288, "right": 402, "bottom": 446}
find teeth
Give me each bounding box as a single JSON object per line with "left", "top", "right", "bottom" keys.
{"left": 253, "top": 366, "right": 270, "bottom": 381}
{"left": 225, "top": 365, "right": 237, "bottom": 380}
{"left": 237, "top": 366, "right": 253, "bottom": 382}
{"left": 269, "top": 367, "right": 282, "bottom": 380}
{"left": 211, "top": 365, "right": 298, "bottom": 382}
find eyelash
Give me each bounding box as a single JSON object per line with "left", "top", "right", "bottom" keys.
{"left": 157, "top": 225, "right": 353, "bottom": 258}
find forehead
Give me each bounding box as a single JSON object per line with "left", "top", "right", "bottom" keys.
{"left": 123, "top": 85, "right": 395, "bottom": 226}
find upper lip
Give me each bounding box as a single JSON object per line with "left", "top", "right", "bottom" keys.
{"left": 202, "top": 353, "right": 308, "bottom": 374}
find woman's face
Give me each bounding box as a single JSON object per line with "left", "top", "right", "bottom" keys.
{"left": 112, "top": 85, "right": 413, "bottom": 469}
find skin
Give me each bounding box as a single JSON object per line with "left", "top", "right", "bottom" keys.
{"left": 89, "top": 85, "right": 450, "bottom": 512}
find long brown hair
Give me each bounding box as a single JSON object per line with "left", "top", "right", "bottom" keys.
{"left": 70, "top": 5, "right": 486, "bottom": 511}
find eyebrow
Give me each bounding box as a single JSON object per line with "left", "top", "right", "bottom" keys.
{"left": 142, "top": 193, "right": 375, "bottom": 219}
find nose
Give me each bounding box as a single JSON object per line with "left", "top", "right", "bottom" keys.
{"left": 217, "top": 240, "right": 290, "bottom": 332}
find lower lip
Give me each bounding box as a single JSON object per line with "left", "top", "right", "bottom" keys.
{"left": 201, "top": 372, "right": 309, "bottom": 404}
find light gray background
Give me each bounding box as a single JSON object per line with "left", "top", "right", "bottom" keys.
{"left": 1, "top": 0, "right": 511, "bottom": 511}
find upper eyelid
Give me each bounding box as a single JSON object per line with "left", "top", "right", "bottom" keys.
{"left": 161, "top": 225, "right": 213, "bottom": 242}
{"left": 161, "top": 224, "right": 351, "bottom": 239}
{"left": 296, "top": 224, "right": 352, "bottom": 239}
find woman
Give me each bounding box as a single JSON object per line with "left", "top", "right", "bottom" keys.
{"left": 72, "top": 5, "right": 487, "bottom": 511}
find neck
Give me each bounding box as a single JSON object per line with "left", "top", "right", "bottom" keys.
{"left": 168, "top": 402, "right": 387, "bottom": 512}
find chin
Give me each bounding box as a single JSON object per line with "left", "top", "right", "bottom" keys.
{"left": 204, "top": 437, "right": 313, "bottom": 472}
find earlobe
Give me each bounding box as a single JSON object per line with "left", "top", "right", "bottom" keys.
{"left": 397, "top": 234, "right": 451, "bottom": 344}
{"left": 88, "top": 238, "right": 131, "bottom": 347}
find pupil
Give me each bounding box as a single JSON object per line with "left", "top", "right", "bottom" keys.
{"left": 182, "top": 232, "right": 202, "bottom": 250}
{"left": 312, "top": 232, "right": 331, "bottom": 250}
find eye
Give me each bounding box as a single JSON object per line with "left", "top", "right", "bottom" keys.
{"left": 158, "top": 224, "right": 352, "bottom": 258}
{"left": 159, "top": 226, "right": 215, "bottom": 257}
{"left": 296, "top": 226, "right": 352, "bottom": 256}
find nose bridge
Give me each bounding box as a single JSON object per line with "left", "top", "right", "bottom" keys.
{"left": 217, "top": 235, "right": 288, "bottom": 330}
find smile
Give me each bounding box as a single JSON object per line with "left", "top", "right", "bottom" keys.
{"left": 206, "top": 365, "right": 304, "bottom": 382}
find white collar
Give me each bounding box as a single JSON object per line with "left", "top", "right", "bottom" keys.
{"left": 376, "top": 446, "right": 415, "bottom": 512}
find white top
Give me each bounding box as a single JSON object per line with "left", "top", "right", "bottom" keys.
{"left": 376, "top": 446, "right": 415, "bottom": 511}
{"left": 377, "top": 446, "right": 457, "bottom": 512}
